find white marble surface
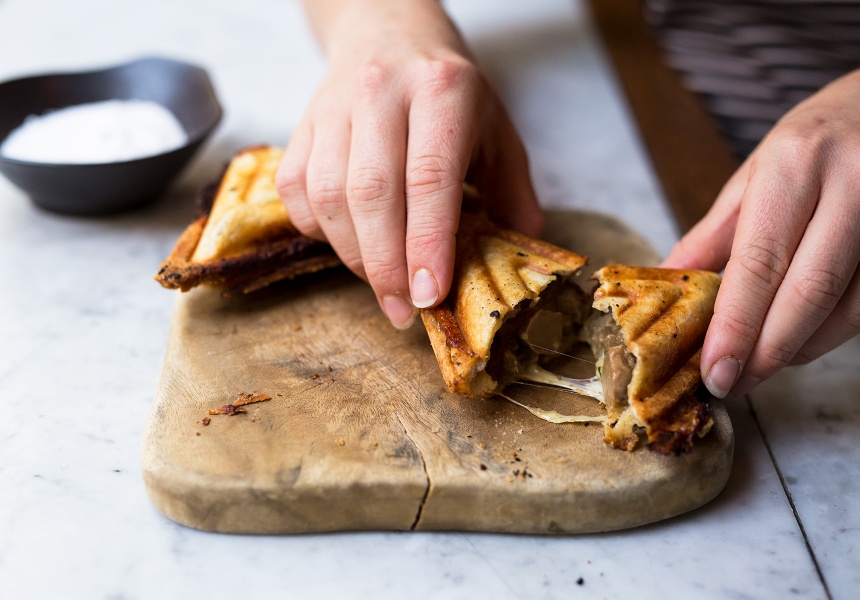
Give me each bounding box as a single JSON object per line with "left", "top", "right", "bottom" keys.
{"left": 0, "top": 1, "right": 854, "bottom": 598}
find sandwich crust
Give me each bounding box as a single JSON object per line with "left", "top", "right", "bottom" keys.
{"left": 590, "top": 265, "right": 721, "bottom": 452}
{"left": 154, "top": 145, "right": 340, "bottom": 295}
{"left": 421, "top": 214, "right": 587, "bottom": 397}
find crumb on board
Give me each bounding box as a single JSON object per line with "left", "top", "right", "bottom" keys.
{"left": 479, "top": 464, "right": 487, "bottom": 471}
{"left": 334, "top": 438, "right": 346, "bottom": 446}
{"left": 233, "top": 393, "right": 271, "bottom": 407}
{"left": 207, "top": 392, "right": 272, "bottom": 418}
{"left": 310, "top": 373, "right": 320, "bottom": 380}
{"left": 372, "top": 441, "right": 378, "bottom": 446}
{"left": 556, "top": 458, "right": 568, "bottom": 464}
{"left": 209, "top": 404, "right": 247, "bottom": 416}
{"left": 431, "top": 428, "right": 440, "bottom": 434}
{"left": 196, "top": 432, "right": 201, "bottom": 436}
{"left": 293, "top": 325, "right": 302, "bottom": 331}
{"left": 477, "top": 442, "right": 485, "bottom": 449}
{"left": 201, "top": 417, "right": 211, "bottom": 426}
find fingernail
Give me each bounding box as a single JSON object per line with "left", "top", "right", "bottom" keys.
{"left": 411, "top": 268, "right": 439, "bottom": 309}
{"left": 704, "top": 356, "right": 741, "bottom": 398}
{"left": 731, "top": 376, "right": 761, "bottom": 397}
{"left": 382, "top": 295, "right": 417, "bottom": 330}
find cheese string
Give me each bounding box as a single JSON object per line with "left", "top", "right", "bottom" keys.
{"left": 496, "top": 392, "right": 608, "bottom": 424}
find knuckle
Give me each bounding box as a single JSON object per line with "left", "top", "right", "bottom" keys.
{"left": 758, "top": 126, "right": 830, "bottom": 183}
{"left": 757, "top": 340, "right": 796, "bottom": 372}
{"left": 416, "top": 57, "right": 477, "bottom": 96}
{"left": 356, "top": 61, "right": 391, "bottom": 99}
{"left": 275, "top": 163, "right": 305, "bottom": 198}
{"left": 406, "top": 154, "right": 460, "bottom": 196}
{"left": 307, "top": 177, "right": 346, "bottom": 214}
{"left": 731, "top": 238, "right": 791, "bottom": 294}
{"left": 347, "top": 166, "right": 394, "bottom": 208}
{"left": 406, "top": 226, "right": 453, "bottom": 253}
{"left": 790, "top": 267, "right": 847, "bottom": 318}
{"left": 715, "top": 310, "right": 760, "bottom": 348}
{"left": 362, "top": 255, "right": 402, "bottom": 288}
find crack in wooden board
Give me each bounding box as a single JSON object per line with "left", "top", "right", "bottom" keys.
{"left": 142, "top": 210, "right": 734, "bottom": 534}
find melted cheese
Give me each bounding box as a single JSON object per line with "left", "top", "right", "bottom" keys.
{"left": 520, "top": 363, "right": 605, "bottom": 402}
{"left": 498, "top": 393, "right": 608, "bottom": 424}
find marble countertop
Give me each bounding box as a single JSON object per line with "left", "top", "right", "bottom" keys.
{"left": 0, "top": 1, "right": 856, "bottom": 598}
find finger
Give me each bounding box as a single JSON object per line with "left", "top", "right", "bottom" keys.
{"left": 701, "top": 144, "right": 821, "bottom": 398}
{"left": 346, "top": 62, "right": 412, "bottom": 328}
{"left": 790, "top": 263, "right": 860, "bottom": 365}
{"left": 480, "top": 108, "right": 544, "bottom": 238}
{"left": 304, "top": 115, "right": 361, "bottom": 271}
{"left": 735, "top": 167, "right": 860, "bottom": 391}
{"left": 276, "top": 120, "right": 321, "bottom": 239}
{"left": 403, "top": 59, "right": 482, "bottom": 311}
{"left": 661, "top": 158, "right": 749, "bottom": 270}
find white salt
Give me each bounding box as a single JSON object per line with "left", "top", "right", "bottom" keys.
{"left": 0, "top": 99, "right": 188, "bottom": 164}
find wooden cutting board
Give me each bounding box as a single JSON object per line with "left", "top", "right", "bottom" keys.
{"left": 142, "top": 210, "right": 733, "bottom": 534}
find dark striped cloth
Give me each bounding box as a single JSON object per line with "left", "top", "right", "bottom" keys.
{"left": 643, "top": 0, "right": 860, "bottom": 157}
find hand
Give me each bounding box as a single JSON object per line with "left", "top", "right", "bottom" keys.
{"left": 662, "top": 69, "right": 860, "bottom": 398}
{"left": 277, "top": 0, "right": 543, "bottom": 329}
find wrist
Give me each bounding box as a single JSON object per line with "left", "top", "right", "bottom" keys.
{"left": 304, "top": 0, "right": 467, "bottom": 63}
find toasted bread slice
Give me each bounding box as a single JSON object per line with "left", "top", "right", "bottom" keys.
{"left": 422, "top": 222, "right": 720, "bottom": 453}
{"left": 586, "top": 265, "right": 721, "bottom": 452}
{"left": 155, "top": 145, "right": 340, "bottom": 295}
{"left": 421, "top": 213, "right": 588, "bottom": 397}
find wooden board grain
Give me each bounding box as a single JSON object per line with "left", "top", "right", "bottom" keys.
{"left": 142, "top": 210, "right": 733, "bottom": 534}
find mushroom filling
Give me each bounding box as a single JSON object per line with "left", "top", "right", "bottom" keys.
{"left": 483, "top": 276, "right": 637, "bottom": 409}
{"left": 483, "top": 277, "right": 605, "bottom": 399}
{"left": 583, "top": 311, "right": 637, "bottom": 412}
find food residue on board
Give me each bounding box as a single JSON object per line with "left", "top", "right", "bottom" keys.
{"left": 209, "top": 404, "right": 246, "bottom": 416}
{"left": 233, "top": 392, "right": 272, "bottom": 407}
{"left": 334, "top": 439, "right": 345, "bottom": 446}
{"left": 207, "top": 392, "right": 272, "bottom": 417}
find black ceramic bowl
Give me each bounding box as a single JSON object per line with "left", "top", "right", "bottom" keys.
{"left": 0, "top": 57, "right": 222, "bottom": 215}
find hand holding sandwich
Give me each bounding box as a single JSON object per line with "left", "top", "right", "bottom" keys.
{"left": 281, "top": 1, "right": 860, "bottom": 398}
{"left": 663, "top": 69, "right": 860, "bottom": 398}
{"left": 276, "top": 0, "right": 543, "bottom": 330}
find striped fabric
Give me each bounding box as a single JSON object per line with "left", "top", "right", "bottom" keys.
{"left": 643, "top": 0, "right": 860, "bottom": 156}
